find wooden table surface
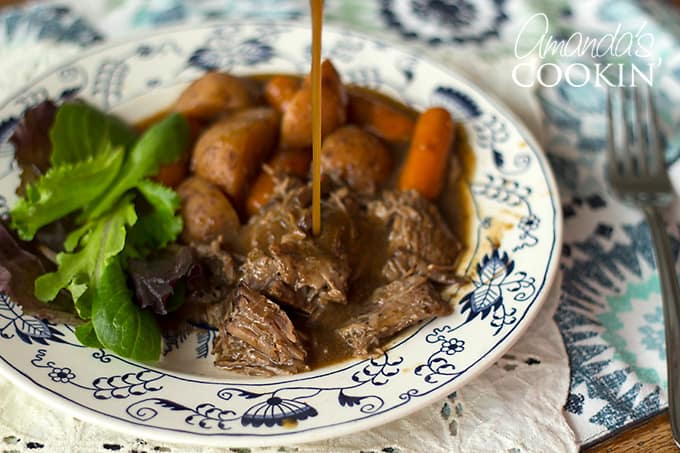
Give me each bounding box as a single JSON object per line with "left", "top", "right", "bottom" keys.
{"left": 585, "top": 412, "right": 676, "bottom": 452}
{"left": 0, "top": 0, "right": 678, "bottom": 451}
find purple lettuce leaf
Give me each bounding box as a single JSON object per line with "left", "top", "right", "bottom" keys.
{"left": 10, "top": 101, "right": 57, "bottom": 195}
{"left": 128, "top": 245, "right": 199, "bottom": 315}
{"left": 0, "top": 222, "right": 78, "bottom": 324}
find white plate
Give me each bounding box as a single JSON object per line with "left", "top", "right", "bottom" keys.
{"left": 0, "top": 22, "right": 561, "bottom": 447}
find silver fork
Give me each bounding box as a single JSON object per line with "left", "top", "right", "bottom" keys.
{"left": 606, "top": 84, "right": 680, "bottom": 446}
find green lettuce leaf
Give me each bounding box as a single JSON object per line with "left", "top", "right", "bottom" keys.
{"left": 10, "top": 146, "right": 125, "bottom": 240}
{"left": 92, "top": 259, "right": 161, "bottom": 361}
{"left": 85, "top": 113, "right": 189, "bottom": 220}
{"left": 74, "top": 321, "right": 103, "bottom": 348}
{"left": 11, "top": 102, "right": 184, "bottom": 363}
{"left": 34, "top": 197, "right": 137, "bottom": 308}
{"left": 72, "top": 286, "right": 94, "bottom": 320}
{"left": 50, "top": 102, "right": 136, "bottom": 165}
{"left": 129, "top": 180, "right": 183, "bottom": 254}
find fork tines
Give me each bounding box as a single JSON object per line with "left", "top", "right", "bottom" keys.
{"left": 606, "top": 84, "right": 664, "bottom": 178}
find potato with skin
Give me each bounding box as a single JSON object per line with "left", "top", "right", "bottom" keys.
{"left": 303, "top": 59, "right": 347, "bottom": 105}
{"left": 280, "top": 60, "right": 347, "bottom": 148}
{"left": 321, "top": 125, "right": 392, "bottom": 192}
{"left": 192, "top": 107, "right": 280, "bottom": 204}
{"left": 177, "top": 176, "right": 240, "bottom": 245}
{"left": 174, "top": 72, "right": 254, "bottom": 120}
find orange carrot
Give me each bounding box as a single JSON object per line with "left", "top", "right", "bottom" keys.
{"left": 246, "top": 148, "right": 312, "bottom": 216}
{"left": 348, "top": 91, "right": 415, "bottom": 142}
{"left": 264, "top": 75, "right": 300, "bottom": 112}
{"left": 246, "top": 171, "right": 277, "bottom": 217}
{"left": 271, "top": 147, "right": 313, "bottom": 176}
{"left": 398, "top": 107, "right": 454, "bottom": 199}
{"left": 151, "top": 117, "right": 202, "bottom": 188}
{"left": 153, "top": 151, "right": 190, "bottom": 188}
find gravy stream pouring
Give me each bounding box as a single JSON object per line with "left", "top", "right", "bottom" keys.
{"left": 310, "top": 0, "right": 323, "bottom": 235}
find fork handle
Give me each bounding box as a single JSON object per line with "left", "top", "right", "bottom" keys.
{"left": 645, "top": 207, "right": 680, "bottom": 446}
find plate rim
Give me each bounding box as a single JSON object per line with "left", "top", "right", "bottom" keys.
{"left": 0, "top": 19, "right": 563, "bottom": 447}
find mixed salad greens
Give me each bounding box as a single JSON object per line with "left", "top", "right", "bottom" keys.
{"left": 2, "top": 100, "right": 190, "bottom": 361}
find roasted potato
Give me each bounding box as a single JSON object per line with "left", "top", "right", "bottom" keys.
{"left": 280, "top": 60, "right": 347, "bottom": 148}
{"left": 177, "top": 176, "right": 240, "bottom": 245}
{"left": 192, "top": 107, "right": 280, "bottom": 204}
{"left": 174, "top": 72, "right": 254, "bottom": 120}
{"left": 321, "top": 125, "right": 392, "bottom": 192}
{"left": 303, "top": 59, "right": 347, "bottom": 105}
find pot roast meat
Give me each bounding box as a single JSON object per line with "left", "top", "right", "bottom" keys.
{"left": 213, "top": 335, "right": 306, "bottom": 376}
{"left": 336, "top": 275, "right": 453, "bottom": 357}
{"left": 240, "top": 180, "right": 355, "bottom": 317}
{"left": 241, "top": 238, "right": 349, "bottom": 316}
{"left": 200, "top": 181, "right": 463, "bottom": 370}
{"left": 213, "top": 282, "right": 309, "bottom": 375}
{"left": 240, "top": 178, "right": 309, "bottom": 252}
{"left": 240, "top": 247, "right": 303, "bottom": 311}
{"left": 366, "top": 189, "right": 461, "bottom": 283}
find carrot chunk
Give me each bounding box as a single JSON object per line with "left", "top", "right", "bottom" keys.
{"left": 348, "top": 91, "right": 414, "bottom": 142}
{"left": 398, "top": 107, "right": 454, "bottom": 199}
{"left": 246, "top": 148, "right": 312, "bottom": 215}
{"left": 264, "top": 75, "right": 300, "bottom": 112}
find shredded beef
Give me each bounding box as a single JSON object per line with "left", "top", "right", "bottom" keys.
{"left": 240, "top": 180, "right": 354, "bottom": 317}
{"left": 337, "top": 275, "right": 453, "bottom": 357}
{"left": 365, "top": 190, "right": 461, "bottom": 283}
{"left": 213, "top": 283, "right": 309, "bottom": 375}
{"left": 208, "top": 181, "right": 463, "bottom": 373}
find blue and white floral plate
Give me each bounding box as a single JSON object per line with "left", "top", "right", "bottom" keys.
{"left": 0, "top": 22, "right": 561, "bottom": 447}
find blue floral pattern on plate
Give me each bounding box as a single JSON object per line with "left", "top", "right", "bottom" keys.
{"left": 459, "top": 249, "right": 536, "bottom": 335}
{"left": 0, "top": 23, "right": 559, "bottom": 447}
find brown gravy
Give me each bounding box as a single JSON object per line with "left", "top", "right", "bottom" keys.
{"left": 310, "top": 0, "right": 323, "bottom": 236}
